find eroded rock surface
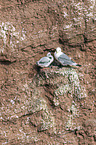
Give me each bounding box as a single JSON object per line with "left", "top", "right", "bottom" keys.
{"left": 0, "top": 0, "right": 96, "bottom": 144}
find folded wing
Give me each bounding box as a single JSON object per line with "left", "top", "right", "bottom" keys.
{"left": 58, "top": 53, "right": 75, "bottom": 66}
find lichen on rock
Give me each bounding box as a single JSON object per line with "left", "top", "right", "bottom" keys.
{"left": 0, "top": 21, "right": 26, "bottom": 57}
{"left": 37, "top": 68, "right": 87, "bottom": 100}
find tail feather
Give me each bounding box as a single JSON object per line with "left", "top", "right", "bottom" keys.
{"left": 72, "top": 62, "right": 82, "bottom": 67}
{"left": 72, "top": 62, "right": 81, "bottom": 67}
{"left": 36, "top": 61, "right": 39, "bottom": 65}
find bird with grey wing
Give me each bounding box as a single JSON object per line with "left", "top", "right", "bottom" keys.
{"left": 36, "top": 52, "right": 54, "bottom": 67}
{"left": 54, "top": 47, "right": 81, "bottom": 67}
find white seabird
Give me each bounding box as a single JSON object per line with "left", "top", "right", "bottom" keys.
{"left": 54, "top": 47, "right": 81, "bottom": 66}
{"left": 36, "top": 52, "right": 54, "bottom": 67}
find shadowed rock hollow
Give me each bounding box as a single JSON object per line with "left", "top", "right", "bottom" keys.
{"left": 0, "top": 0, "right": 96, "bottom": 144}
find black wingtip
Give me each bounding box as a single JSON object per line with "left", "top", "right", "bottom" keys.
{"left": 76, "top": 64, "right": 82, "bottom": 67}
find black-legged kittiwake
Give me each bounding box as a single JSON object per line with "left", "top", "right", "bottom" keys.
{"left": 36, "top": 52, "right": 54, "bottom": 67}
{"left": 54, "top": 47, "right": 81, "bottom": 66}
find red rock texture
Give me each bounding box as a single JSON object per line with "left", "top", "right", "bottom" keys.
{"left": 0, "top": 0, "right": 96, "bottom": 144}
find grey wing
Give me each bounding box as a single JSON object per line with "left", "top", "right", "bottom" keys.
{"left": 39, "top": 57, "right": 50, "bottom": 64}
{"left": 58, "top": 54, "right": 75, "bottom": 65}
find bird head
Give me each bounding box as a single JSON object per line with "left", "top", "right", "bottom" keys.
{"left": 56, "top": 47, "right": 61, "bottom": 54}
{"left": 47, "top": 52, "right": 51, "bottom": 56}
{"left": 47, "top": 52, "right": 54, "bottom": 61}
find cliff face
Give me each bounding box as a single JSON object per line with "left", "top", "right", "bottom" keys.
{"left": 0, "top": 0, "right": 96, "bottom": 144}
